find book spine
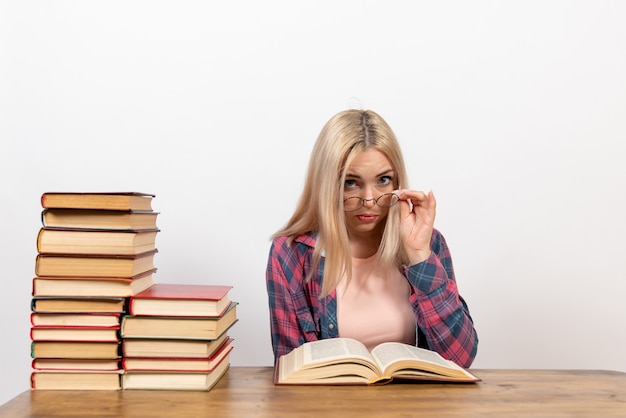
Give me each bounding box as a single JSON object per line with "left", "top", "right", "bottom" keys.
{"left": 36, "top": 228, "right": 44, "bottom": 254}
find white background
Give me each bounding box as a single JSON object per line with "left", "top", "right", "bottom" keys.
{"left": 1, "top": 0, "right": 625, "bottom": 405}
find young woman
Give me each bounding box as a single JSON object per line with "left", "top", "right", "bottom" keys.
{"left": 266, "top": 109, "right": 478, "bottom": 367}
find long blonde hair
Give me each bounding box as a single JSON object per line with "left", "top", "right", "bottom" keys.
{"left": 272, "top": 109, "right": 411, "bottom": 296}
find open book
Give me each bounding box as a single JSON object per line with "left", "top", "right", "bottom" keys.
{"left": 275, "top": 338, "right": 480, "bottom": 385}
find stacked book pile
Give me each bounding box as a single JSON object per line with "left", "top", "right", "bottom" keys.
{"left": 30, "top": 192, "right": 159, "bottom": 390}
{"left": 120, "top": 283, "right": 237, "bottom": 391}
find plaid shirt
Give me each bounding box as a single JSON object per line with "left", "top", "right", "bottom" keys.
{"left": 266, "top": 229, "right": 478, "bottom": 368}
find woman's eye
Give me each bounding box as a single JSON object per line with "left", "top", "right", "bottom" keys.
{"left": 345, "top": 179, "right": 357, "bottom": 189}
{"left": 379, "top": 176, "right": 393, "bottom": 186}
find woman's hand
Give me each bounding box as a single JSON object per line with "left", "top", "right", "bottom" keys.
{"left": 396, "top": 189, "right": 436, "bottom": 265}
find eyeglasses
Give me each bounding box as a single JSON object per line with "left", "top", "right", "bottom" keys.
{"left": 343, "top": 193, "right": 400, "bottom": 212}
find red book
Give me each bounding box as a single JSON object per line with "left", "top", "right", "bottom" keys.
{"left": 30, "top": 312, "right": 121, "bottom": 328}
{"left": 30, "top": 325, "right": 120, "bottom": 342}
{"left": 129, "top": 283, "right": 232, "bottom": 317}
{"left": 32, "top": 358, "right": 121, "bottom": 371}
{"left": 121, "top": 351, "right": 231, "bottom": 391}
{"left": 122, "top": 337, "right": 234, "bottom": 372}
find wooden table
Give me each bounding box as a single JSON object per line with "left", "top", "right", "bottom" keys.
{"left": 1, "top": 367, "right": 625, "bottom": 417}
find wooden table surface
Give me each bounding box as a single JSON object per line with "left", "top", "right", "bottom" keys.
{"left": 1, "top": 367, "right": 625, "bottom": 417}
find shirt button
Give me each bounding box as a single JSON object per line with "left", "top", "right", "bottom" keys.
{"left": 329, "top": 324, "right": 334, "bottom": 329}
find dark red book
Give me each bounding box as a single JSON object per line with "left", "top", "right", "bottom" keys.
{"left": 122, "top": 337, "right": 234, "bottom": 372}
{"left": 30, "top": 325, "right": 120, "bottom": 342}
{"left": 129, "top": 283, "right": 232, "bottom": 317}
{"left": 32, "top": 358, "right": 121, "bottom": 371}
{"left": 30, "top": 312, "right": 121, "bottom": 328}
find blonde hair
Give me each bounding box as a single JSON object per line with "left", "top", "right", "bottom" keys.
{"left": 272, "top": 109, "right": 410, "bottom": 296}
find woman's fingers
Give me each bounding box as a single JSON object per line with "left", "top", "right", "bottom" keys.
{"left": 396, "top": 189, "right": 428, "bottom": 205}
{"left": 395, "top": 190, "right": 436, "bottom": 264}
{"left": 396, "top": 189, "right": 436, "bottom": 219}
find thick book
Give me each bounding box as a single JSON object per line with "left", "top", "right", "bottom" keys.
{"left": 41, "top": 192, "right": 154, "bottom": 211}
{"left": 32, "top": 358, "right": 121, "bottom": 371}
{"left": 30, "top": 325, "right": 120, "bottom": 342}
{"left": 35, "top": 249, "right": 158, "bottom": 277}
{"left": 122, "top": 332, "right": 230, "bottom": 358}
{"left": 275, "top": 338, "right": 481, "bottom": 385}
{"left": 129, "top": 283, "right": 232, "bottom": 317}
{"left": 31, "top": 312, "right": 121, "bottom": 327}
{"left": 37, "top": 228, "right": 159, "bottom": 255}
{"left": 31, "top": 370, "right": 122, "bottom": 390}
{"left": 121, "top": 302, "right": 237, "bottom": 340}
{"left": 32, "top": 270, "right": 155, "bottom": 297}
{"left": 122, "top": 338, "right": 233, "bottom": 372}
{"left": 31, "top": 297, "right": 126, "bottom": 313}
{"left": 122, "top": 352, "right": 230, "bottom": 391}
{"left": 31, "top": 341, "right": 120, "bottom": 359}
{"left": 41, "top": 209, "right": 159, "bottom": 230}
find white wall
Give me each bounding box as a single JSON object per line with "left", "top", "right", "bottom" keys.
{"left": 2, "top": 0, "right": 625, "bottom": 405}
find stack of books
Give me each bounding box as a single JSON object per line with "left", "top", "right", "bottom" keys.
{"left": 120, "top": 283, "right": 237, "bottom": 391}
{"left": 30, "top": 192, "right": 159, "bottom": 390}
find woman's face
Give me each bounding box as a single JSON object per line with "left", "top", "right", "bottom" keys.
{"left": 343, "top": 148, "right": 396, "bottom": 239}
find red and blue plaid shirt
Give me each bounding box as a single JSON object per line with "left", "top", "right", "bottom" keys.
{"left": 265, "top": 229, "right": 478, "bottom": 367}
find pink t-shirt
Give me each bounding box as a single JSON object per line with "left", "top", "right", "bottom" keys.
{"left": 336, "top": 254, "right": 416, "bottom": 351}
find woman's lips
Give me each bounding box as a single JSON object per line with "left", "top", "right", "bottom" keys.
{"left": 356, "top": 213, "right": 377, "bottom": 222}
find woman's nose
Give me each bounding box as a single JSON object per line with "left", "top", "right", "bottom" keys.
{"left": 362, "top": 198, "right": 376, "bottom": 208}
{"left": 362, "top": 187, "right": 376, "bottom": 208}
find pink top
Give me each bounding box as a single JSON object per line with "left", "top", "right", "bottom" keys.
{"left": 336, "top": 254, "right": 416, "bottom": 351}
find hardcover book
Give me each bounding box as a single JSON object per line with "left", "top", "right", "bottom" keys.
{"left": 35, "top": 250, "right": 158, "bottom": 277}
{"left": 122, "top": 338, "right": 233, "bottom": 372}
{"left": 32, "top": 358, "right": 121, "bottom": 371}
{"left": 32, "top": 270, "right": 155, "bottom": 297}
{"left": 31, "top": 297, "right": 126, "bottom": 313}
{"left": 30, "top": 326, "right": 120, "bottom": 342}
{"left": 41, "top": 209, "right": 159, "bottom": 230}
{"left": 122, "top": 332, "right": 231, "bottom": 358}
{"left": 31, "top": 370, "right": 122, "bottom": 390}
{"left": 41, "top": 192, "right": 154, "bottom": 211}
{"left": 37, "top": 228, "right": 159, "bottom": 255}
{"left": 275, "top": 338, "right": 480, "bottom": 385}
{"left": 121, "top": 303, "right": 237, "bottom": 340}
{"left": 31, "top": 341, "right": 120, "bottom": 359}
{"left": 122, "top": 353, "right": 230, "bottom": 391}
{"left": 30, "top": 312, "right": 121, "bottom": 327}
{"left": 129, "top": 283, "right": 232, "bottom": 317}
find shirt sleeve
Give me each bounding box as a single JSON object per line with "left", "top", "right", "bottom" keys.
{"left": 265, "top": 236, "right": 320, "bottom": 363}
{"left": 406, "top": 230, "right": 479, "bottom": 367}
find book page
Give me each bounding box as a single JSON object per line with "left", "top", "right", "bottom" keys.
{"left": 371, "top": 342, "right": 461, "bottom": 373}
{"left": 302, "top": 338, "right": 374, "bottom": 365}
